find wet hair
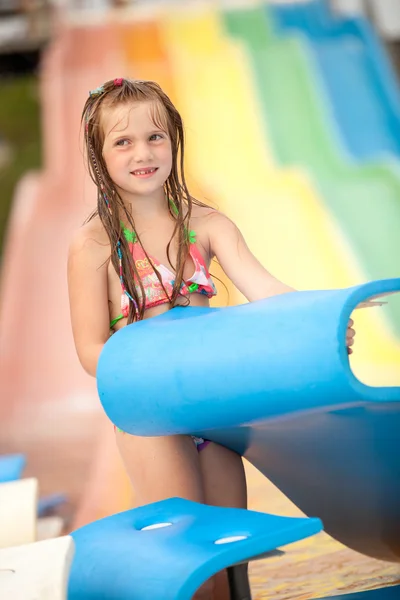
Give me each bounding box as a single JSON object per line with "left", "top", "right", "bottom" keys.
{"left": 81, "top": 78, "right": 208, "bottom": 323}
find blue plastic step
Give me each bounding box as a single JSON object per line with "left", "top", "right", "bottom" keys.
{"left": 68, "top": 497, "right": 322, "bottom": 599}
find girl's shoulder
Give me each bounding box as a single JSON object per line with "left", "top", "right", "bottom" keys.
{"left": 190, "top": 204, "right": 232, "bottom": 234}
{"left": 68, "top": 215, "right": 111, "bottom": 266}
{"left": 189, "top": 204, "right": 234, "bottom": 258}
{"left": 190, "top": 203, "right": 223, "bottom": 228}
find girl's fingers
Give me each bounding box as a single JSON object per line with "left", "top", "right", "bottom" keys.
{"left": 356, "top": 300, "right": 387, "bottom": 309}
{"left": 347, "top": 322, "right": 355, "bottom": 353}
{"left": 345, "top": 318, "right": 356, "bottom": 354}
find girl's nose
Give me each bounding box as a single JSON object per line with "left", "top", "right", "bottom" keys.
{"left": 134, "top": 142, "right": 153, "bottom": 163}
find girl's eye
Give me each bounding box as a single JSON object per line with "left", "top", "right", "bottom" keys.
{"left": 149, "top": 134, "right": 163, "bottom": 141}
{"left": 116, "top": 139, "right": 129, "bottom": 147}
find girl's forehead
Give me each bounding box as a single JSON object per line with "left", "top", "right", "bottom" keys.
{"left": 101, "top": 100, "right": 167, "bottom": 137}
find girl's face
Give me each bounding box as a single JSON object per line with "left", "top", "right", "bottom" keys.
{"left": 101, "top": 100, "right": 173, "bottom": 199}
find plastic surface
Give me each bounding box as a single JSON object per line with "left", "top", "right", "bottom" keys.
{"left": 68, "top": 497, "right": 321, "bottom": 600}
{"left": 98, "top": 280, "right": 400, "bottom": 562}
{"left": 272, "top": 0, "right": 400, "bottom": 160}
{"left": 98, "top": 280, "right": 399, "bottom": 433}
{"left": 0, "top": 454, "right": 26, "bottom": 483}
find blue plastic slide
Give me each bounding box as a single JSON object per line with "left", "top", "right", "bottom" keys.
{"left": 98, "top": 280, "right": 400, "bottom": 564}
{"left": 271, "top": 0, "right": 400, "bottom": 160}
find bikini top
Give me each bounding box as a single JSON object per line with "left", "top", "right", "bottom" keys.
{"left": 110, "top": 225, "right": 217, "bottom": 328}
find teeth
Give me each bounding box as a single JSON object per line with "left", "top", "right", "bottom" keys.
{"left": 134, "top": 168, "right": 156, "bottom": 175}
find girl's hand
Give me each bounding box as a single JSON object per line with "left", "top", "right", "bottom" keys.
{"left": 347, "top": 297, "right": 389, "bottom": 355}
{"left": 346, "top": 319, "right": 355, "bottom": 355}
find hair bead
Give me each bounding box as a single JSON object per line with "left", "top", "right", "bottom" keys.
{"left": 89, "top": 84, "right": 105, "bottom": 98}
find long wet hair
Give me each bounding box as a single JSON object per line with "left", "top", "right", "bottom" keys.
{"left": 82, "top": 78, "right": 207, "bottom": 323}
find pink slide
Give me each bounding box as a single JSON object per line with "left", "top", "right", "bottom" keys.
{"left": 0, "top": 22, "right": 133, "bottom": 528}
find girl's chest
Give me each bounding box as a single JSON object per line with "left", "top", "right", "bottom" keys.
{"left": 107, "top": 228, "right": 210, "bottom": 307}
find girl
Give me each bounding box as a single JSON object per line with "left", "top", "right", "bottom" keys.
{"left": 68, "top": 78, "right": 355, "bottom": 599}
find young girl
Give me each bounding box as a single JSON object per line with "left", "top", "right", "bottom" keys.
{"left": 68, "top": 78, "right": 355, "bottom": 599}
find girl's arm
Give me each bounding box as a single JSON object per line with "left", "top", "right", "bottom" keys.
{"left": 67, "top": 225, "right": 111, "bottom": 377}
{"left": 208, "top": 212, "right": 356, "bottom": 353}
{"left": 208, "top": 212, "right": 295, "bottom": 302}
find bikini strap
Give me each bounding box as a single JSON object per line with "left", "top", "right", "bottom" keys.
{"left": 169, "top": 198, "right": 196, "bottom": 243}
{"left": 121, "top": 222, "right": 137, "bottom": 244}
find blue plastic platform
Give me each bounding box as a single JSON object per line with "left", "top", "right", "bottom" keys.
{"left": 68, "top": 497, "right": 322, "bottom": 599}
{"left": 98, "top": 279, "right": 400, "bottom": 562}
{"left": 0, "top": 454, "right": 26, "bottom": 483}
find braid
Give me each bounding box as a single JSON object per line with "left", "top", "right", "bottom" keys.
{"left": 89, "top": 142, "right": 111, "bottom": 209}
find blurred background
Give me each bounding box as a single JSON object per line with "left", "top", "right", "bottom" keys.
{"left": 0, "top": 0, "right": 400, "bottom": 597}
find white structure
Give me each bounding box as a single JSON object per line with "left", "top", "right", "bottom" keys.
{"left": 0, "top": 479, "right": 38, "bottom": 549}
{"left": 331, "top": 0, "right": 366, "bottom": 15}
{"left": 0, "top": 536, "right": 74, "bottom": 600}
{"left": 332, "top": 0, "right": 400, "bottom": 39}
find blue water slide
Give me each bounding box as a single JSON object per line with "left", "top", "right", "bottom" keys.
{"left": 271, "top": 0, "right": 400, "bottom": 161}
{"left": 98, "top": 280, "right": 400, "bottom": 563}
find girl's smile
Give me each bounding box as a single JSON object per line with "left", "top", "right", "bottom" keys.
{"left": 131, "top": 167, "right": 159, "bottom": 178}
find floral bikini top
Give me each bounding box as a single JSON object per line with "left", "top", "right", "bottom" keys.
{"left": 110, "top": 225, "right": 217, "bottom": 328}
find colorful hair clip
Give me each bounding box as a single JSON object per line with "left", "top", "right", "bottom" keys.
{"left": 89, "top": 85, "right": 105, "bottom": 98}
{"left": 114, "top": 78, "right": 124, "bottom": 87}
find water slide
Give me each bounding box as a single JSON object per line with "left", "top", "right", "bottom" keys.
{"left": 223, "top": 4, "right": 400, "bottom": 346}
{"left": 0, "top": 22, "right": 134, "bottom": 524}
{"left": 272, "top": 0, "right": 400, "bottom": 161}
{"left": 1, "top": 2, "right": 399, "bottom": 595}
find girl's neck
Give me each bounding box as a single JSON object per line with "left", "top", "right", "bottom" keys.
{"left": 118, "top": 187, "right": 168, "bottom": 220}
